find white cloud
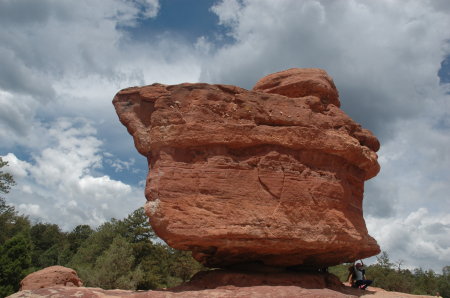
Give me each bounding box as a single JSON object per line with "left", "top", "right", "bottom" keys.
{"left": 211, "top": 0, "right": 243, "bottom": 28}
{"left": 367, "top": 209, "right": 450, "bottom": 272}
{"left": 1, "top": 153, "right": 31, "bottom": 179}
{"left": 18, "top": 203, "right": 41, "bottom": 217}
{"left": 1, "top": 118, "right": 144, "bottom": 230}
{"left": 0, "top": 90, "right": 40, "bottom": 137}
{"left": 0, "top": 0, "right": 200, "bottom": 152}
{"left": 364, "top": 117, "right": 450, "bottom": 218}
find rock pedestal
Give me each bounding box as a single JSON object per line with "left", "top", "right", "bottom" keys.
{"left": 113, "top": 68, "right": 381, "bottom": 268}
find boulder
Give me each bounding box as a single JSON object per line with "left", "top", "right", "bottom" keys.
{"left": 253, "top": 68, "right": 341, "bottom": 107}
{"left": 113, "top": 68, "right": 380, "bottom": 268}
{"left": 20, "top": 266, "right": 82, "bottom": 290}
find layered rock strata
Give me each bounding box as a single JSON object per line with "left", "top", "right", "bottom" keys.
{"left": 113, "top": 68, "right": 381, "bottom": 268}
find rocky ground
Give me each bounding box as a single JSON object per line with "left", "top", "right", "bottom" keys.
{"left": 9, "top": 283, "right": 436, "bottom": 297}
{"left": 9, "top": 266, "right": 436, "bottom": 298}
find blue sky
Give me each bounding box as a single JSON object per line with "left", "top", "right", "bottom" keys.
{"left": 1, "top": 0, "right": 449, "bottom": 272}
{"left": 126, "top": 0, "right": 223, "bottom": 42}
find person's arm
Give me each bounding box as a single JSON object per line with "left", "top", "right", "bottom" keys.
{"left": 347, "top": 272, "right": 353, "bottom": 283}
{"left": 360, "top": 260, "right": 366, "bottom": 279}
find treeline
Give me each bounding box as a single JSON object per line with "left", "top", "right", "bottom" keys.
{"left": 329, "top": 252, "right": 450, "bottom": 297}
{"left": 0, "top": 200, "right": 203, "bottom": 297}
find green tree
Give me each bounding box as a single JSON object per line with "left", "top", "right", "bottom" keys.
{"left": 70, "top": 219, "right": 127, "bottom": 263}
{"left": 123, "top": 207, "right": 156, "bottom": 243}
{"left": 89, "top": 236, "right": 143, "bottom": 289}
{"left": 438, "top": 266, "right": 450, "bottom": 298}
{"left": 168, "top": 248, "right": 203, "bottom": 283}
{"left": 30, "top": 223, "right": 66, "bottom": 268}
{"left": 412, "top": 268, "right": 439, "bottom": 295}
{"left": 135, "top": 243, "right": 172, "bottom": 290}
{"left": 68, "top": 218, "right": 127, "bottom": 281}
{"left": 67, "top": 224, "right": 94, "bottom": 253}
{"left": 0, "top": 233, "right": 32, "bottom": 297}
{"left": 0, "top": 198, "right": 30, "bottom": 246}
{"left": 0, "top": 157, "right": 15, "bottom": 199}
{"left": 376, "top": 251, "right": 393, "bottom": 269}
{"left": 0, "top": 157, "right": 29, "bottom": 247}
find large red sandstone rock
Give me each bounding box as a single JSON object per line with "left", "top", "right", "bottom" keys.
{"left": 113, "top": 68, "right": 380, "bottom": 268}
{"left": 20, "top": 266, "right": 82, "bottom": 290}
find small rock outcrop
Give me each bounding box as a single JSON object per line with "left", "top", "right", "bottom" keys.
{"left": 112, "top": 68, "right": 381, "bottom": 268}
{"left": 20, "top": 266, "right": 82, "bottom": 290}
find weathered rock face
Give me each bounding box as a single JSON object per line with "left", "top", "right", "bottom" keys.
{"left": 20, "top": 266, "right": 82, "bottom": 290}
{"left": 113, "top": 68, "right": 380, "bottom": 268}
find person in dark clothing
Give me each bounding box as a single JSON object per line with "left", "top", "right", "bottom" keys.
{"left": 350, "top": 261, "right": 372, "bottom": 290}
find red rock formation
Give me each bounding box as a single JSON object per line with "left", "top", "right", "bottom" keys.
{"left": 20, "top": 266, "right": 82, "bottom": 290}
{"left": 113, "top": 68, "right": 380, "bottom": 268}
{"left": 253, "top": 68, "right": 341, "bottom": 107}
{"left": 175, "top": 269, "right": 343, "bottom": 291}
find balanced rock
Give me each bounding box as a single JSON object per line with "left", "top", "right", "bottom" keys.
{"left": 113, "top": 68, "right": 380, "bottom": 268}
{"left": 20, "top": 266, "right": 82, "bottom": 290}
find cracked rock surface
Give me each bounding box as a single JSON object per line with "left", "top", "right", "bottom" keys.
{"left": 113, "top": 68, "right": 380, "bottom": 268}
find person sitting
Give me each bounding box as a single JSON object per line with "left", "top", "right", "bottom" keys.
{"left": 350, "top": 261, "right": 372, "bottom": 290}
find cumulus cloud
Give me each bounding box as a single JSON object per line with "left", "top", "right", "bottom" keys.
{"left": 1, "top": 153, "right": 31, "bottom": 179}
{"left": 367, "top": 209, "right": 450, "bottom": 272}
{"left": 0, "top": 0, "right": 200, "bottom": 153}
{"left": 1, "top": 118, "right": 144, "bottom": 230}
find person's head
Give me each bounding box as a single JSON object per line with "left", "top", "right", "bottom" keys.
{"left": 356, "top": 262, "right": 362, "bottom": 268}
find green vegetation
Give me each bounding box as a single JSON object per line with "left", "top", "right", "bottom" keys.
{"left": 330, "top": 252, "right": 450, "bottom": 298}
{"left": 0, "top": 157, "right": 203, "bottom": 297}
{"left": 0, "top": 157, "right": 448, "bottom": 297}
{"left": 0, "top": 202, "right": 203, "bottom": 296}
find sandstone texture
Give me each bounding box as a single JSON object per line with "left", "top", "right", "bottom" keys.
{"left": 19, "top": 266, "right": 82, "bottom": 290}
{"left": 113, "top": 68, "right": 381, "bottom": 268}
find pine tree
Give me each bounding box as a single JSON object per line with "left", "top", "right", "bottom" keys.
{"left": 89, "top": 236, "right": 143, "bottom": 289}
{"left": 0, "top": 157, "right": 15, "bottom": 200}
{"left": 0, "top": 233, "right": 32, "bottom": 297}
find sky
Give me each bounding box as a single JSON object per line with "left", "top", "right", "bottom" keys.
{"left": 0, "top": 0, "right": 449, "bottom": 272}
